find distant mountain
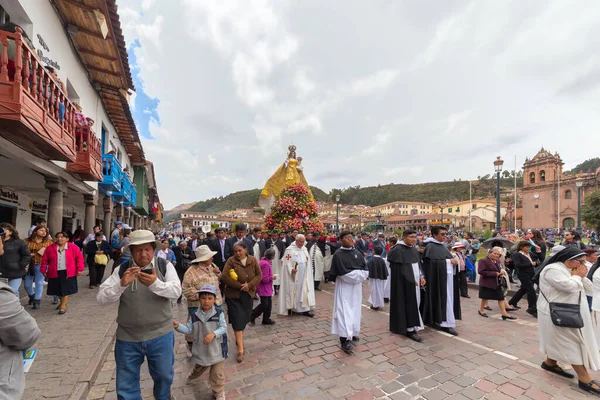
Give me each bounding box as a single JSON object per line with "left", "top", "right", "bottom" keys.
{"left": 186, "top": 186, "right": 329, "bottom": 213}
{"left": 164, "top": 202, "right": 197, "bottom": 223}
{"left": 165, "top": 178, "right": 522, "bottom": 215}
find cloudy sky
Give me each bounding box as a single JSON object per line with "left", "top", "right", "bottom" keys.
{"left": 117, "top": 0, "right": 600, "bottom": 209}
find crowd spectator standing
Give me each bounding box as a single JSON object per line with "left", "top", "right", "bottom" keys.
{"left": 41, "top": 232, "right": 85, "bottom": 314}
{"left": 0, "top": 223, "right": 31, "bottom": 296}
{"left": 85, "top": 232, "right": 111, "bottom": 289}
{"left": 251, "top": 247, "right": 276, "bottom": 325}
{"left": 25, "top": 226, "right": 53, "bottom": 309}
{"left": 97, "top": 230, "right": 181, "bottom": 400}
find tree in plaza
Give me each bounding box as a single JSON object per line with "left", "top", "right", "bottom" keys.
{"left": 264, "top": 184, "right": 325, "bottom": 233}
{"left": 582, "top": 191, "right": 600, "bottom": 231}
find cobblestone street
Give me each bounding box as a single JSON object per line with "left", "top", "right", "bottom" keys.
{"left": 23, "top": 272, "right": 600, "bottom": 400}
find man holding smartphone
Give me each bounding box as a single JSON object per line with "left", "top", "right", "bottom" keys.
{"left": 97, "top": 230, "right": 181, "bottom": 400}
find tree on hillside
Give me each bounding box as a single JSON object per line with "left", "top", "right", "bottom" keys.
{"left": 569, "top": 158, "right": 600, "bottom": 174}
{"left": 582, "top": 191, "right": 600, "bottom": 231}
{"left": 502, "top": 170, "right": 510, "bottom": 178}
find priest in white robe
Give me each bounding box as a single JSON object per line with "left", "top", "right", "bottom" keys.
{"left": 330, "top": 231, "right": 369, "bottom": 353}
{"left": 278, "top": 234, "right": 316, "bottom": 317}
{"left": 310, "top": 236, "right": 328, "bottom": 291}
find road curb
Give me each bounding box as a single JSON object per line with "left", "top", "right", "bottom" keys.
{"left": 68, "top": 321, "right": 117, "bottom": 400}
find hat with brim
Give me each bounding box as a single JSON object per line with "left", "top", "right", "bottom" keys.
{"left": 192, "top": 245, "right": 218, "bottom": 264}
{"left": 452, "top": 243, "right": 465, "bottom": 249}
{"left": 122, "top": 230, "right": 162, "bottom": 251}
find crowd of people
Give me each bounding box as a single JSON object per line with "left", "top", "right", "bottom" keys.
{"left": 4, "top": 217, "right": 600, "bottom": 398}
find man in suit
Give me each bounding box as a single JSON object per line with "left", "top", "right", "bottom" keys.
{"left": 189, "top": 235, "right": 199, "bottom": 252}
{"left": 224, "top": 223, "right": 254, "bottom": 260}
{"left": 355, "top": 232, "right": 370, "bottom": 259}
{"left": 372, "top": 233, "right": 387, "bottom": 258}
{"left": 286, "top": 229, "right": 299, "bottom": 248}
{"left": 250, "top": 227, "right": 267, "bottom": 260}
{"left": 209, "top": 228, "right": 228, "bottom": 271}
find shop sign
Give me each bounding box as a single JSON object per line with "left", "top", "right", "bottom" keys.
{"left": 31, "top": 200, "right": 48, "bottom": 214}
{"left": 0, "top": 187, "right": 19, "bottom": 205}
{"left": 36, "top": 34, "right": 60, "bottom": 70}
{"left": 63, "top": 207, "right": 73, "bottom": 218}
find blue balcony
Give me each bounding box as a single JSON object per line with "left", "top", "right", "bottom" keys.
{"left": 114, "top": 173, "right": 133, "bottom": 203}
{"left": 100, "top": 154, "right": 122, "bottom": 195}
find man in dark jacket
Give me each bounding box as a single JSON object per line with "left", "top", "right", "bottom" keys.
{"left": 85, "top": 232, "right": 111, "bottom": 288}
{"left": 172, "top": 240, "right": 192, "bottom": 303}
{"left": 209, "top": 228, "right": 228, "bottom": 271}
{"left": 224, "top": 224, "right": 254, "bottom": 260}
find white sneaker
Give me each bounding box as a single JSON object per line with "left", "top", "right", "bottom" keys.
{"left": 214, "top": 393, "right": 226, "bottom": 400}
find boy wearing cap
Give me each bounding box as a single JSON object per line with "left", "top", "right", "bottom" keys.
{"left": 173, "top": 284, "right": 227, "bottom": 400}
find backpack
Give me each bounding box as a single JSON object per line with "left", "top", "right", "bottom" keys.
{"left": 190, "top": 306, "right": 228, "bottom": 360}
{"left": 118, "top": 257, "right": 168, "bottom": 279}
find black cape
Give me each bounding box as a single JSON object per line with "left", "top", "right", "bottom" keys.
{"left": 329, "top": 247, "right": 366, "bottom": 281}
{"left": 387, "top": 243, "right": 424, "bottom": 334}
{"left": 367, "top": 257, "right": 388, "bottom": 280}
{"left": 422, "top": 241, "right": 461, "bottom": 325}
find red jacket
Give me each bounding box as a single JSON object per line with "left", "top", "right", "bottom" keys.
{"left": 40, "top": 243, "right": 85, "bottom": 279}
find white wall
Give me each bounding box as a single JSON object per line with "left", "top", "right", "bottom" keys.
{"left": 0, "top": 0, "right": 134, "bottom": 180}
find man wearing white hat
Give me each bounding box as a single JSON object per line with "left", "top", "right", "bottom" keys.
{"left": 97, "top": 230, "right": 181, "bottom": 400}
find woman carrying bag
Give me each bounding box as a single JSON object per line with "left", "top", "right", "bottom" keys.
{"left": 85, "top": 232, "right": 111, "bottom": 288}
{"left": 538, "top": 247, "right": 600, "bottom": 395}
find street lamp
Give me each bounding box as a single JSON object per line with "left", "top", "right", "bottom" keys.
{"left": 438, "top": 201, "right": 443, "bottom": 227}
{"left": 493, "top": 156, "right": 504, "bottom": 233}
{"left": 576, "top": 176, "right": 584, "bottom": 234}
{"left": 335, "top": 194, "right": 341, "bottom": 234}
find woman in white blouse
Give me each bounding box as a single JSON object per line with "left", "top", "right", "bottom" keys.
{"left": 538, "top": 247, "right": 600, "bottom": 395}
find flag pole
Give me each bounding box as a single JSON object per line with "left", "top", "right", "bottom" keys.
{"left": 514, "top": 155, "right": 517, "bottom": 232}
{"left": 469, "top": 174, "right": 472, "bottom": 232}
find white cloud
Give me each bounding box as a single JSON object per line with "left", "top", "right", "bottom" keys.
{"left": 115, "top": 0, "right": 600, "bottom": 209}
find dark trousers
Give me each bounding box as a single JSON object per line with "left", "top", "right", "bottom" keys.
{"left": 510, "top": 269, "right": 537, "bottom": 312}
{"left": 251, "top": 296, "right": 272, "bottom": 322}
{"left": 89, "top": 263, "right": 106, "bottom": 286}
{"left": 314, "top": 281, "right": 321, "bottom": 290}
{"left": 458, "top": 270, "right": 468, "bottom": 296}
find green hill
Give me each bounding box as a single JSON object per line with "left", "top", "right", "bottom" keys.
{"left": 187, "top": 186, "right": 329, "bottom": 212}
{"left": 169, "top": 178, "right": 521, "bottom": 215}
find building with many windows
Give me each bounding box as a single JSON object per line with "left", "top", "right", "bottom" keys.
{"left": 364, "top": 201, "right": 433, "bottom": 217}
{"left": 0, "top": 0, "right": 161, "bottom": 236}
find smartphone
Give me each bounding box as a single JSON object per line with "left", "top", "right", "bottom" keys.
{"left": 141, "top": 266, "right": 153, "bottom": 274}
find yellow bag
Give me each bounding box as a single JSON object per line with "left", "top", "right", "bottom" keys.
{"left": 94, "top": 254, "right": 109, "bottom": 265}
{"left": 229, "top": 269, "right": 238, "bottom": 281}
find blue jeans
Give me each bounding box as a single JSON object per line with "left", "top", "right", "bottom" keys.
{"left": 24, "top": 264, "right": 44, "bottom": 300}
{"left": 58, "top": 102, "right": 65, "bottom": 123}
{"left": 8, "top": 278, "right": 22, "bottom": 297}
{"left": 115, "top": 331, "right": 174, "bottom": 400}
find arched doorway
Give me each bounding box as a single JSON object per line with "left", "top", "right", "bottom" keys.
{"left": 563, "top": 218, "right": 575, "bottom": 229}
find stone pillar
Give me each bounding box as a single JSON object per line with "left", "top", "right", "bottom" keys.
{"left": 124, "top": 207, "right": 131, "bottom": 226}
{"left": 115, "top": 203, "right": 123, "bottom": 224}
{"left": 83, "top": 193, "right": 97, "bottom": 237}
{"left": 103, "top": 196, "right": 113, "bottom": 235}
{"left": 45, "top": 177, "right": 68, "bottom": 235}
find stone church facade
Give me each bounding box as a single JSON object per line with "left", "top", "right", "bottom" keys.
{"left": 520, "top": 148, "right": 598, "bottom": 230}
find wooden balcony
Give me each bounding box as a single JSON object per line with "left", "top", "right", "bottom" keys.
{"left": 66, "top": 127, "right": 103, "bottom": 181}
{"left": 0, "top": 27, "right": 76, "bottom": 162}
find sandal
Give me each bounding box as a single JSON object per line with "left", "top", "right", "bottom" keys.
{"left": 478, "top": 311, "right": 488, "bottom": 318}
{"left": 541, "top": 362, "right": 575, "bottom": 379}
{"left": 237, "top": 352, "right": 244, "bottom": 363}
{"left": 58, "top": 308, "right": 66, "bottom": 315}
{"left": 484, "top": 306, "right": 492, "bottom": 311}
{"left": 579, "top": 380, "right": 600, "bottom": 395}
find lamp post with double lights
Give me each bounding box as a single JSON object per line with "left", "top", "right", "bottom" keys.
{"left": 335, "top": 194, "right": 341, "bottom": 234}
{"left": 576, "top": 176, "right": 584, "bottom": 234}
{"left": 493, "top": 156, "right": 504, "bottom": 233}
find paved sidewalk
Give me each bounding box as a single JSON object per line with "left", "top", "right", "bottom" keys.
{"left": 93, "top": 281, "right": 597, "bottom": 400}
{"left": 21, "top": 268, "right": 118, "bottom": 400}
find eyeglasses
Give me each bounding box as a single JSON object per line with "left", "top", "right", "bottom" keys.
{"left": 439, "top": 233, "right": 448, "bottom": 236}
{"left": 577, "top": 259, "right": 587, "bottom": 265}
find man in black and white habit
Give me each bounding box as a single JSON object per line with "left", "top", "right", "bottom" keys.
{"left": 387, "top": 229, "right": 426, "bottom": 342}
{"left": 329, "top": 231, "right": 369, "bottom": 353}
{"left": 278, "top": 234, "right": 316, "bottom": 317}
{"left": 422, "top": 225, "right": 461, "bottom": 336}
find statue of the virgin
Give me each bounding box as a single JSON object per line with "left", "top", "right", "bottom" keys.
{"left": 258, "top": 145, "right": 314, "bottom": 211}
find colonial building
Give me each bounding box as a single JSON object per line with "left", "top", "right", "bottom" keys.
{"left": 364, "top": 201, "right": 433, "bottom": 217}
{"left": 0, "top": 1, "right": 161, "bottom": 236}
{"left": 521, "top": 148, "right": 597, "bottom": 229}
